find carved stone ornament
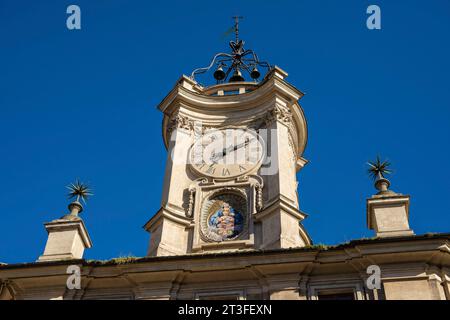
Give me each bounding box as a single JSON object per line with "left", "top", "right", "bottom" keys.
{"left": 255, "top": 182, "right": 263, "bottom": 212}
{"left": 168, "top": 112, "right": 195, "bottom": 134}
{"left": 186, "top": 187, "right": 196, "bottom": 218}
{"left": 264, "top": 105, "right": 292, "bottom": 125}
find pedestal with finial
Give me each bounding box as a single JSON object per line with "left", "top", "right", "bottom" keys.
{"left": 37, "top": 181, "right": 93, "bottom": 262}
{"left": 366, "top": 157, "right": 414, "bottom": 238}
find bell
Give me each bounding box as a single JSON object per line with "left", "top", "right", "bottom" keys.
{"left": 229, "top": 68, "right": 245, "bottom": 82}
{"left": 213, "top": 65, "right": 226, "bottom": 81}
{"left": 250, "top": 67, "right": 260, "bottom": 79}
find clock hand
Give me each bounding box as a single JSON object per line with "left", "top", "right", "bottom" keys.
{"left": 210, "top": 142, "right": 235, "bottom": 162}
{"left": 210, "top": 137, "right": 255, "bottom": 162}
{"left": 229, "top": 138, "right": 255, "bottom": 153}
{"left": 210, "top": 147, "right": 228, "bottom": 163}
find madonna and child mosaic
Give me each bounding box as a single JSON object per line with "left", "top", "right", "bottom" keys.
{"left": 203, "top": 193, "right": 246, "bottom": 241}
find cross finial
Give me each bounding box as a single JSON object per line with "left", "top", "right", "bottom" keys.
{"left": 232, "top": 16, "right": 243, "bottom": 42}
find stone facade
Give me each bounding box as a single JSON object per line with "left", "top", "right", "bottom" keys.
{"left": 0, "top": 235, "right": 449, "bottom": 300}
{"left": 1, "top": 68, "right": 449, "bottom": 300}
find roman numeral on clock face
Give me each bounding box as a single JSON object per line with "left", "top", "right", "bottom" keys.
{"left": 222, "top": 168, "right": 231, "bottom": 176}
{"left": 196, "top": 162, "right": 206, "bottom": 170}
{"left": 206, "top": 165, "right": 216, "bottom": 175}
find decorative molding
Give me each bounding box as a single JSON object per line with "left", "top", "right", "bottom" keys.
{"left": 264, "top": 105, "right": 293, "bottom": 126}
{"left": 186, "top": 187, "right": 196, "bottom": 218}
{"left": 262, "top": 105, "right": 298, "bottom": 163}
{"left": 168, "top": 112, "right": 195, "bottom": 134}
{"left": 255, "top": 183, "right": 263, "bottom": 212}
{"left": 287, "top": 131, "right": 297, "bottom": 163}
{"left": 169, "top": 105, "right": 294, "bottom": 137}
{"left": 236, "top": 175, "right": 250, "bottom": 183}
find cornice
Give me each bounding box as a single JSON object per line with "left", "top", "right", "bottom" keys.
{"left": 1, "top": 235, "right": 449, "bottom": 279}
{"left": 157, "top": 70, "right": 308, "bottom": 159}
{"left": 143, "top": 206, "right": 192, "bottom": 232}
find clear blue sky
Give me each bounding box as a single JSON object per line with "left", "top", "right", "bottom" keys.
{"left": 1, "top": 0, "right": 449, "bottom": 263}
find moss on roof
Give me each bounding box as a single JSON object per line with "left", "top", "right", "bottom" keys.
{"left": 1, "top": 232, "right": 448, "bottom": 270}
{"left": 87, "top": 256, "right": 140, "bottom": 265}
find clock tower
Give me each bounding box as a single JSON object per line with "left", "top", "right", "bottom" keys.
{"left": 144, "top": 29, "right": 311, "bottom": 256}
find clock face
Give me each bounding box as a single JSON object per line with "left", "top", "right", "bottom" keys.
{"left": 190, "top": 128, "right": 264, "bottom": 179}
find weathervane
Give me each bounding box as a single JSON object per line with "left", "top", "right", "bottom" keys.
{"left": 190, "top": 16, "right": 272, "bottom": 84}
{"left": 65, "top": 179, "right": 93, "bottom": 217}
{"left": 232, "top": 15, "right": 243, "bottom": 43}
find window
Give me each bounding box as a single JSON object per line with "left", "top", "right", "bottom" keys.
{"left": 195, "top": 290, "right": 244, "bottom": 300}
{"left": 317, "top": 291, "right": 355, "bottom": 300}
{"left": 309, "top": 282, "right": 364, "bottom": 300}
{"left": 198, "top": 294, "right": 240, "bottom": 300}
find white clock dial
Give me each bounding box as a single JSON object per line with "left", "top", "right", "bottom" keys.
{"left": 190, "top": 128, "right": 264, "bottom": 179}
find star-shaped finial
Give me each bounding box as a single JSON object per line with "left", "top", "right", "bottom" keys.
{"left": 367, "top": 156, "right": 392, "bottom": 180}
{"left": 67, "top": 180, "right": 93, "bottom": 204}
